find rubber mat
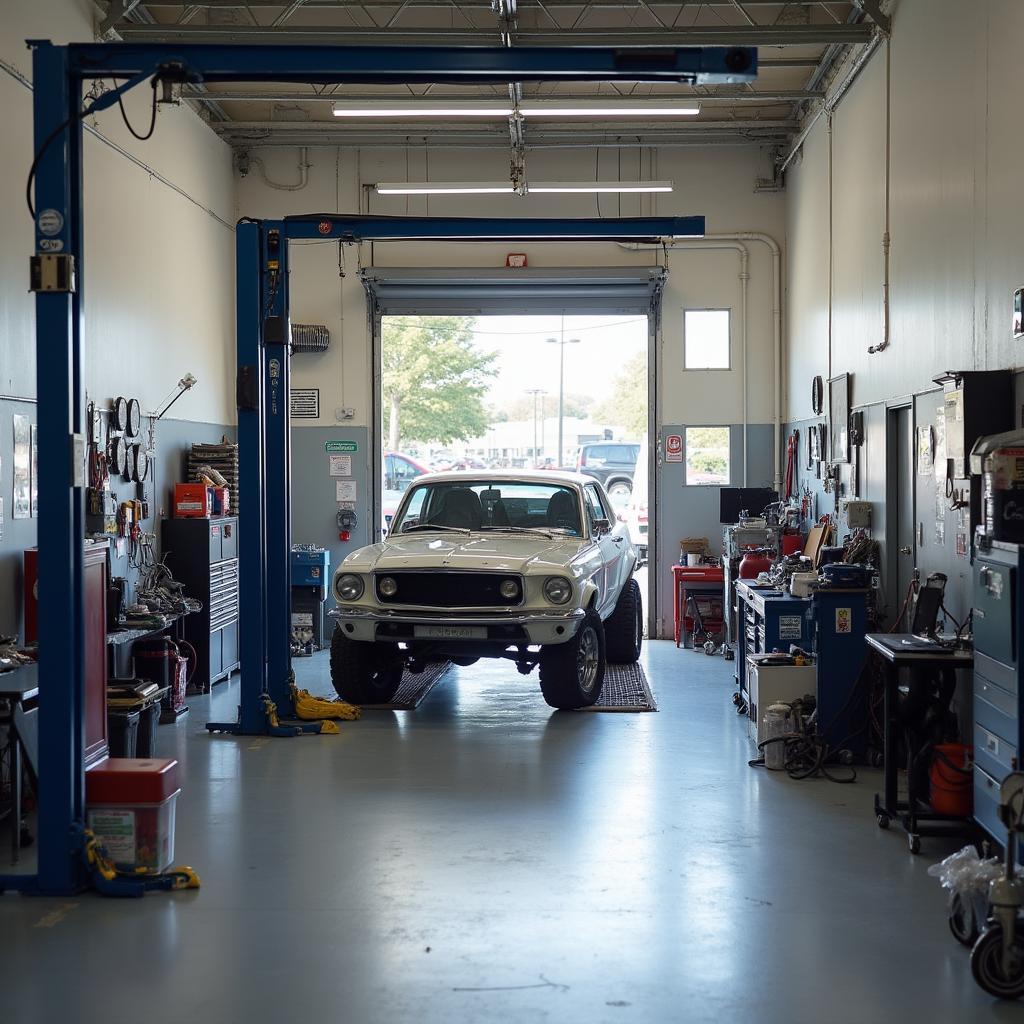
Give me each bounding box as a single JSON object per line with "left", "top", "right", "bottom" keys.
{"left": 359, "top": 661, "right": 453, "bottom": 711}
{"left": 580, "top": 662, "right": 658, "bottom": 712}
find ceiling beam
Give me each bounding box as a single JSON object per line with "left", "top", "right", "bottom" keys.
{"left": 130, "top": 1, "right": 860, "bottom": 7}
{"left": 183, "top": 89, "right": 822, "bottom": 103}
{"left": 113, "top": 23, "right": 876, "bottom": 45}
{"left": 216, "top": 118, "right": 798, "bottom": 132}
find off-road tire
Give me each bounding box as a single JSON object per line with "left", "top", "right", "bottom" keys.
{"left": 538, "top": 608, "right": 605, "bottom": 710}
{"left": 605, "top": 578, "right": 643, "bottom": 663}
{"left": 330, "top": 626, "right": 404, "bottom": 704}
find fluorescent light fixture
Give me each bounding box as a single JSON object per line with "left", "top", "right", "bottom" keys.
{"left": 521, "top": 103, "right": 700, "bottom": 117}
{"left": 375, "top": 182, "right": 515, "bottom": 195}
{"left": 530, "top": 181, "right": 674, "bottom": 194}
{"left": 333, "top": 102, "right": 512, "bottom": 118}
{"left": 334, "top": 101, "right": 699, "bottom": 118}
{"left": 375, "top": 181, "right": 674, "bottom": 196}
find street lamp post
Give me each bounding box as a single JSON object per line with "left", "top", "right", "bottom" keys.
{"left": 526, "top": 388, "right": 546, "bottom": 467}
{"left": 546, "top": 326, "right": 581, "bottom": 468}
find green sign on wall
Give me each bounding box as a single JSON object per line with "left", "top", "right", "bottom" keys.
{"left": 325, "top": 441, "right": 358, "bottom": 453}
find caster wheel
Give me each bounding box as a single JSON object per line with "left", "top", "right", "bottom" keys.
{"left": 908, "top": 834, "right": 921, "bottom": 854}
{"left": 971, "top": 925, "right": 1024, "bottom": 999}
{"left": 732, "top": 693, "right": 742, "bottom": 706}
{"left": 736, "top": 702, "right": 748, "bottom": 716}
{"left": 948, "top": 893, "right": 979, "bottom": 948}
{"left": 876, "top": 813, "right": 890, "bottom": 830}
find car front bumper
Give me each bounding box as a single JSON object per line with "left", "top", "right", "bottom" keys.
{"left": 329, "top": 605, "right": 585, "bottom": 645}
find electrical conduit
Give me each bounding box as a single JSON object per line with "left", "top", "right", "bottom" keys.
{"left": 619, "top": 231, "right": 782, "bottom": 491}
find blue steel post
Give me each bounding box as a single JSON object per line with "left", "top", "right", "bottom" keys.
{"left": 234, "top": 222, "right": 269, "bottom": 733}
{"left": 33, "top": 42, "right": 87, "bottom": 894}
{"left": 262, "top": 225, "right": 293, "bottom": 712}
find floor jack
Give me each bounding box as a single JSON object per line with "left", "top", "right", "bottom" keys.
{"left": 972, "top": 772, "right": 1024, "bottom": 998}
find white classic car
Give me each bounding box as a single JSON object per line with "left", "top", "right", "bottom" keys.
{"left": 329, "top": 470, "right": 643, "bottom": 709}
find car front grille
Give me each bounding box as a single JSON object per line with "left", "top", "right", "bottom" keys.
{"left": 374, "top": 571, "right": 523, "bottom": 608}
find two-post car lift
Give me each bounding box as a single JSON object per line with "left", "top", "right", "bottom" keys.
{"left": 8, "top": 40, "right": 756, "bottom": 895}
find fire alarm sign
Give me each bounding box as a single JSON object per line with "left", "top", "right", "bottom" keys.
{"left": 505, "top": 253, "right": 528, "bottom": 268}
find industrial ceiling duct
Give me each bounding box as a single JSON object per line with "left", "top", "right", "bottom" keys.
{"left": 291, "top": 324, "right": 331, "bottom": 353}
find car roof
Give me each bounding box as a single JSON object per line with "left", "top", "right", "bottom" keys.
{"left": 409, "top": 469, "right": 592, "bottom": 488}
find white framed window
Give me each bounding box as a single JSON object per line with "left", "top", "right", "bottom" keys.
{"left": 683, "top": 309, "right": 731, "bottom": 369}
{"left": 684, "top": 426, "right": 730, "bottom": 486}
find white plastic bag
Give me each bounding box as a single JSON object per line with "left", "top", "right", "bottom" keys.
{"left": 927, "top": 845, "right": 1002, "bottom": 899}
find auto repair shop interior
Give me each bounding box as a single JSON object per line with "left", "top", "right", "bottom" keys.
{"left": 3, "top": 0, "right": 1024, "bottom": 1019}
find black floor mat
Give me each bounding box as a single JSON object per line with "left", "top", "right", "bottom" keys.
{"left": 359, "top": 661, "right": 453, "bottom": 711}
{"left": 581, "top": 662, "right": 657, "bottom": 712}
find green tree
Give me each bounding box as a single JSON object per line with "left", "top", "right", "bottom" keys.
{"left": 593, "top": 352, "right": 647, "bottom": 436}
{"left": 382, "top": 316, "right": 497, "bottom": 449}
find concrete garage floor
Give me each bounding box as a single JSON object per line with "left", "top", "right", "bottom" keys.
{"left": 0, "top": 642, "right": 1018, "bottom": 1022}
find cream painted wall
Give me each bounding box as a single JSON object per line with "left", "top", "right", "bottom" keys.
{"left": 238, "top": 144, "right": 785, "bottom": 434}
{"left": 0, "top": 0, "right": 237, "bottom": 423}
{"left": 785, "top": 0, "right": 1023, "bottom": 420}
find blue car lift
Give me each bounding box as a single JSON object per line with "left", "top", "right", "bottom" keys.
{"left": 11, "top": 40, "right": 755, "bottom": 896}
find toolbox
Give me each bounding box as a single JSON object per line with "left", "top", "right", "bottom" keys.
{"left": 86, "top": 757, "right": 180, "bottom": 873}
{"left": 173, "top": 482, "right": 213, "bottom": 518}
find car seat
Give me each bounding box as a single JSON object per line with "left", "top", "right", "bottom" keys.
{"left": 546, "top": 490, "right": 581, "bottom": 533}
{"left": 432, "top": 488, "right": 483, "bottom": 530}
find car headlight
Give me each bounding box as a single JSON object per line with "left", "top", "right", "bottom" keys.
{"left": 499, "top": 579, "right": 520, "bottom": 600}
{"left": 543, "top": 576, "right": 573, "bottom": 605}
{"left": 378, "top": 576, "right": 398, "bottom": 598}
{"left": 336, "top": 574, "right": 364, "bottom": 602}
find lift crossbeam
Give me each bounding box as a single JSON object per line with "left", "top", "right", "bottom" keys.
{"left": 59, "top": 42, "right": 757, "bottom": 87}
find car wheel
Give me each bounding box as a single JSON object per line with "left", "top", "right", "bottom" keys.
{"left": 538, "top": 608, "right": 605, "bottom": 710}
{"left": 606, "top": 479, "right": 632, "bottom": 502}
{"left": 605, "top": 578, "right": 643, "bottom": 663}
{"left": 330, "top": 625, "right": 404, "bottom": 704}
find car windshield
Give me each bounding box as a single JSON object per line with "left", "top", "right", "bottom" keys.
{"left": 392, "top": 480, "right": 584, "bottom": 537}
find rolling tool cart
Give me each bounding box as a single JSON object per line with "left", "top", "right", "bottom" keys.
{"left": 290, "top": 546, "right": 331, "bottom": 653}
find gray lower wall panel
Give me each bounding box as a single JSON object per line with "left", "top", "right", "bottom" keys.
{"left": 290, "top": 425, "right": 370, "bottom": 613}
{"left": 655, "top": 423, "right": 775, "bottom": 639}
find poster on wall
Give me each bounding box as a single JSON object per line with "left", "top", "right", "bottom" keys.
{"left": 934, "top": 405, "right": 947, "bottom": 482}
{"left": 30, "top": 423, "right": 38, "bottom": 517}
{"left": 12, "top": 414, "right": 31, "bottom": 520}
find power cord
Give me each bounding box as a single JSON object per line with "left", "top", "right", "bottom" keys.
{"left": 114, "top": 77, "right": 158, "bottom": 141}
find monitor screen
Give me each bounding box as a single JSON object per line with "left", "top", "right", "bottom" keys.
{"left": 911, "top": 584, "right": 944, "bottom": 637}
{"left": 720, "top": 487, "right": 778, "bottom": 524}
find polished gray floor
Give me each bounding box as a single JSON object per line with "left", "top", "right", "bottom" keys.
{"left": 1, "top": 642, "right": 1020, "bottom": 1022}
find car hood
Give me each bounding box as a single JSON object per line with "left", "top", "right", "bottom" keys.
{"left": 342, "top": 532, "right": 590, "bottom": 575}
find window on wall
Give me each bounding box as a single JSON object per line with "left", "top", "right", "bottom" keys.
{"left": 685, "top": 427, "right": 730, "bottom": 486}
{"left": 684, "top": 309, "right": 730, "bottom": 369}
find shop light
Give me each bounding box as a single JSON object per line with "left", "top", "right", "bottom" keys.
{"left": 334, "top": 101, "right": 699, "bottom": 118}
{"left": 375, "top": 181, "right": 674, "bottom": 196}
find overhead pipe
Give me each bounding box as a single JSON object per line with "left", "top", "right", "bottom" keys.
{"left": 619, "top": 231, "right": 782, "bottom": 492}
{"left": 868, "top": 38, "right": 892, "bottom": 355}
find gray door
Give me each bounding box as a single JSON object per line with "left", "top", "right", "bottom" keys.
{"left": 892, "top": 406, "right": 915, "bottom": 616}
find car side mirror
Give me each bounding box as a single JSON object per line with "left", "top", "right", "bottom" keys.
{"left": 592, "top": 518, "right": 611, "bottom": 537}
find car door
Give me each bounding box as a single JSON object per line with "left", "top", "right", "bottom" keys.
{"left": 584, "top": 483, "right": 623, "bottom": 615}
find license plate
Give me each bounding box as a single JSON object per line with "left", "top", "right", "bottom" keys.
{"left": 413, "top": 625, "right": 487, "bottom": 640}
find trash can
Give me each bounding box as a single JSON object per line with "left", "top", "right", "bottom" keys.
{"left": 107, "top": 710, "right": 140, "bottom": 758}
{"left": 135, "top": 702, "right": 161, "bottom": 759}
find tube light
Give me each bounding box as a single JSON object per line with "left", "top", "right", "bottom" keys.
{"left": 334, "top": 101, "right": 699, "bottom": 118}
{"left": 521, "top": 103, "right": 700, "bottom": 117}
{"left": 374, "top": 181, "right": 674, "bottom": 196}
{"left": 333, "top": 102, "right": 512, "bottom": 118}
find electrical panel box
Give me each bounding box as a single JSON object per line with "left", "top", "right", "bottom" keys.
{"left": 842, "top": 499, "right": 872, "bottom": 529}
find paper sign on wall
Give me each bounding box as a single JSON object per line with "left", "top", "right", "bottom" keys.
{"left": 835, "top": 607, "right": 852, "bottom": 634}
{"left": 665, "top": 434, "right": 683, "bottom": 463}
{"left": 336, "top": 480, "right": 357, "bottom": 503}
{"left": 329, "top": 454, "right": 352, "bottom": 477}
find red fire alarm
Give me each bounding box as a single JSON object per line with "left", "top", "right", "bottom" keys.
{"left": 505, "top": 253, "right": 528, "bottom": 268}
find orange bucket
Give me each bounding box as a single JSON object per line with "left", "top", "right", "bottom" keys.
{"left": 930, "top": 743, "right": 973, "bottom": 817}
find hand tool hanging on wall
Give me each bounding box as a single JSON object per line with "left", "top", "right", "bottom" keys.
{"left": 785, "top": 430, "right": 799, "bottom": 499}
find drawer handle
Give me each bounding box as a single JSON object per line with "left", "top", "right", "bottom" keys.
{"left": 987, "top": 735, "right": 1000, "bottom": 754}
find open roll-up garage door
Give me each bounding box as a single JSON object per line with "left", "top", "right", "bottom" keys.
{"left": 363, "top": 265, "right": 666, "bottom": 633}
{"left": 360, "top": 266, "right": 667, "bottom": 316}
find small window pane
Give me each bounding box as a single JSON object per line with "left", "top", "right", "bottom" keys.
{"left": 684, "top": 309, "right": 730, "bottom": 369}
{"left": 684, "top": 427, "right": 730, "bottom": 486}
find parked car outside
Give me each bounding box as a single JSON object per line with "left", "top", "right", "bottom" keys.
{"left": 383, "top": 451, "right": 429, "bottom": 531}
{"left": 330, "top": 470, "right": 643, "bottom": 709}
{"left": 576, "top": 441, "right": 641, "bottom": 506}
